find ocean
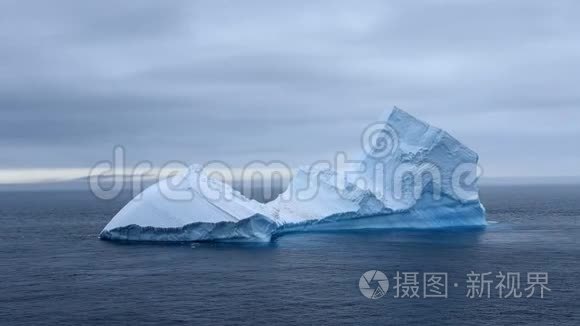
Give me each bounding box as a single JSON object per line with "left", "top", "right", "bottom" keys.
{"left": 0, "top": 185, "right": 578, "bottom": 325}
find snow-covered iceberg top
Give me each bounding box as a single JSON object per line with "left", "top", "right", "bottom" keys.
{"left": 100, "top": 108, "right": 486, "bottom": 242}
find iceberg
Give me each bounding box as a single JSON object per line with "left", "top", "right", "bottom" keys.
{"left": 100, "top": 108, "right": 486, "bottom": 242}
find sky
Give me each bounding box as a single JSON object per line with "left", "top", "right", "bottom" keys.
{"left": 1, "top": 0, "right": 579, "bottom": 183}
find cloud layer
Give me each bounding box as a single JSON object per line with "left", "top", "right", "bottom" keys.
{"left": 1, "top": 0, "right": 579, "bottom": 176}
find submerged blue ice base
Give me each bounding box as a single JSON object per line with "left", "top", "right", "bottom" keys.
{"left": 100, "top": 195, "right": 486, "bottom": 243}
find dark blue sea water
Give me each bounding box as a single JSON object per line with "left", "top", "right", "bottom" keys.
{"left": 0, "top": 185, "right": 578, "bottom": 325}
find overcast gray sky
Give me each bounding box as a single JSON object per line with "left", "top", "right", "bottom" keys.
{"left": 1, "top": 0, "right": 579, "bottom": 178}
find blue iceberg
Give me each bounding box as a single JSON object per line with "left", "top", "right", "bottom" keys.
{"left": 100, "top": 108, "right": 486, "bottom": 242}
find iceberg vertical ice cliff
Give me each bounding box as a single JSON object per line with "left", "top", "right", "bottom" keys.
{"left": 100, "top": 108, "right": 486, "bottom": 242}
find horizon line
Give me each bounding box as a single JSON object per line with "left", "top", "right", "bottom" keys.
{"left": 0, "top": 168, "right": 579, "bottom": 186}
